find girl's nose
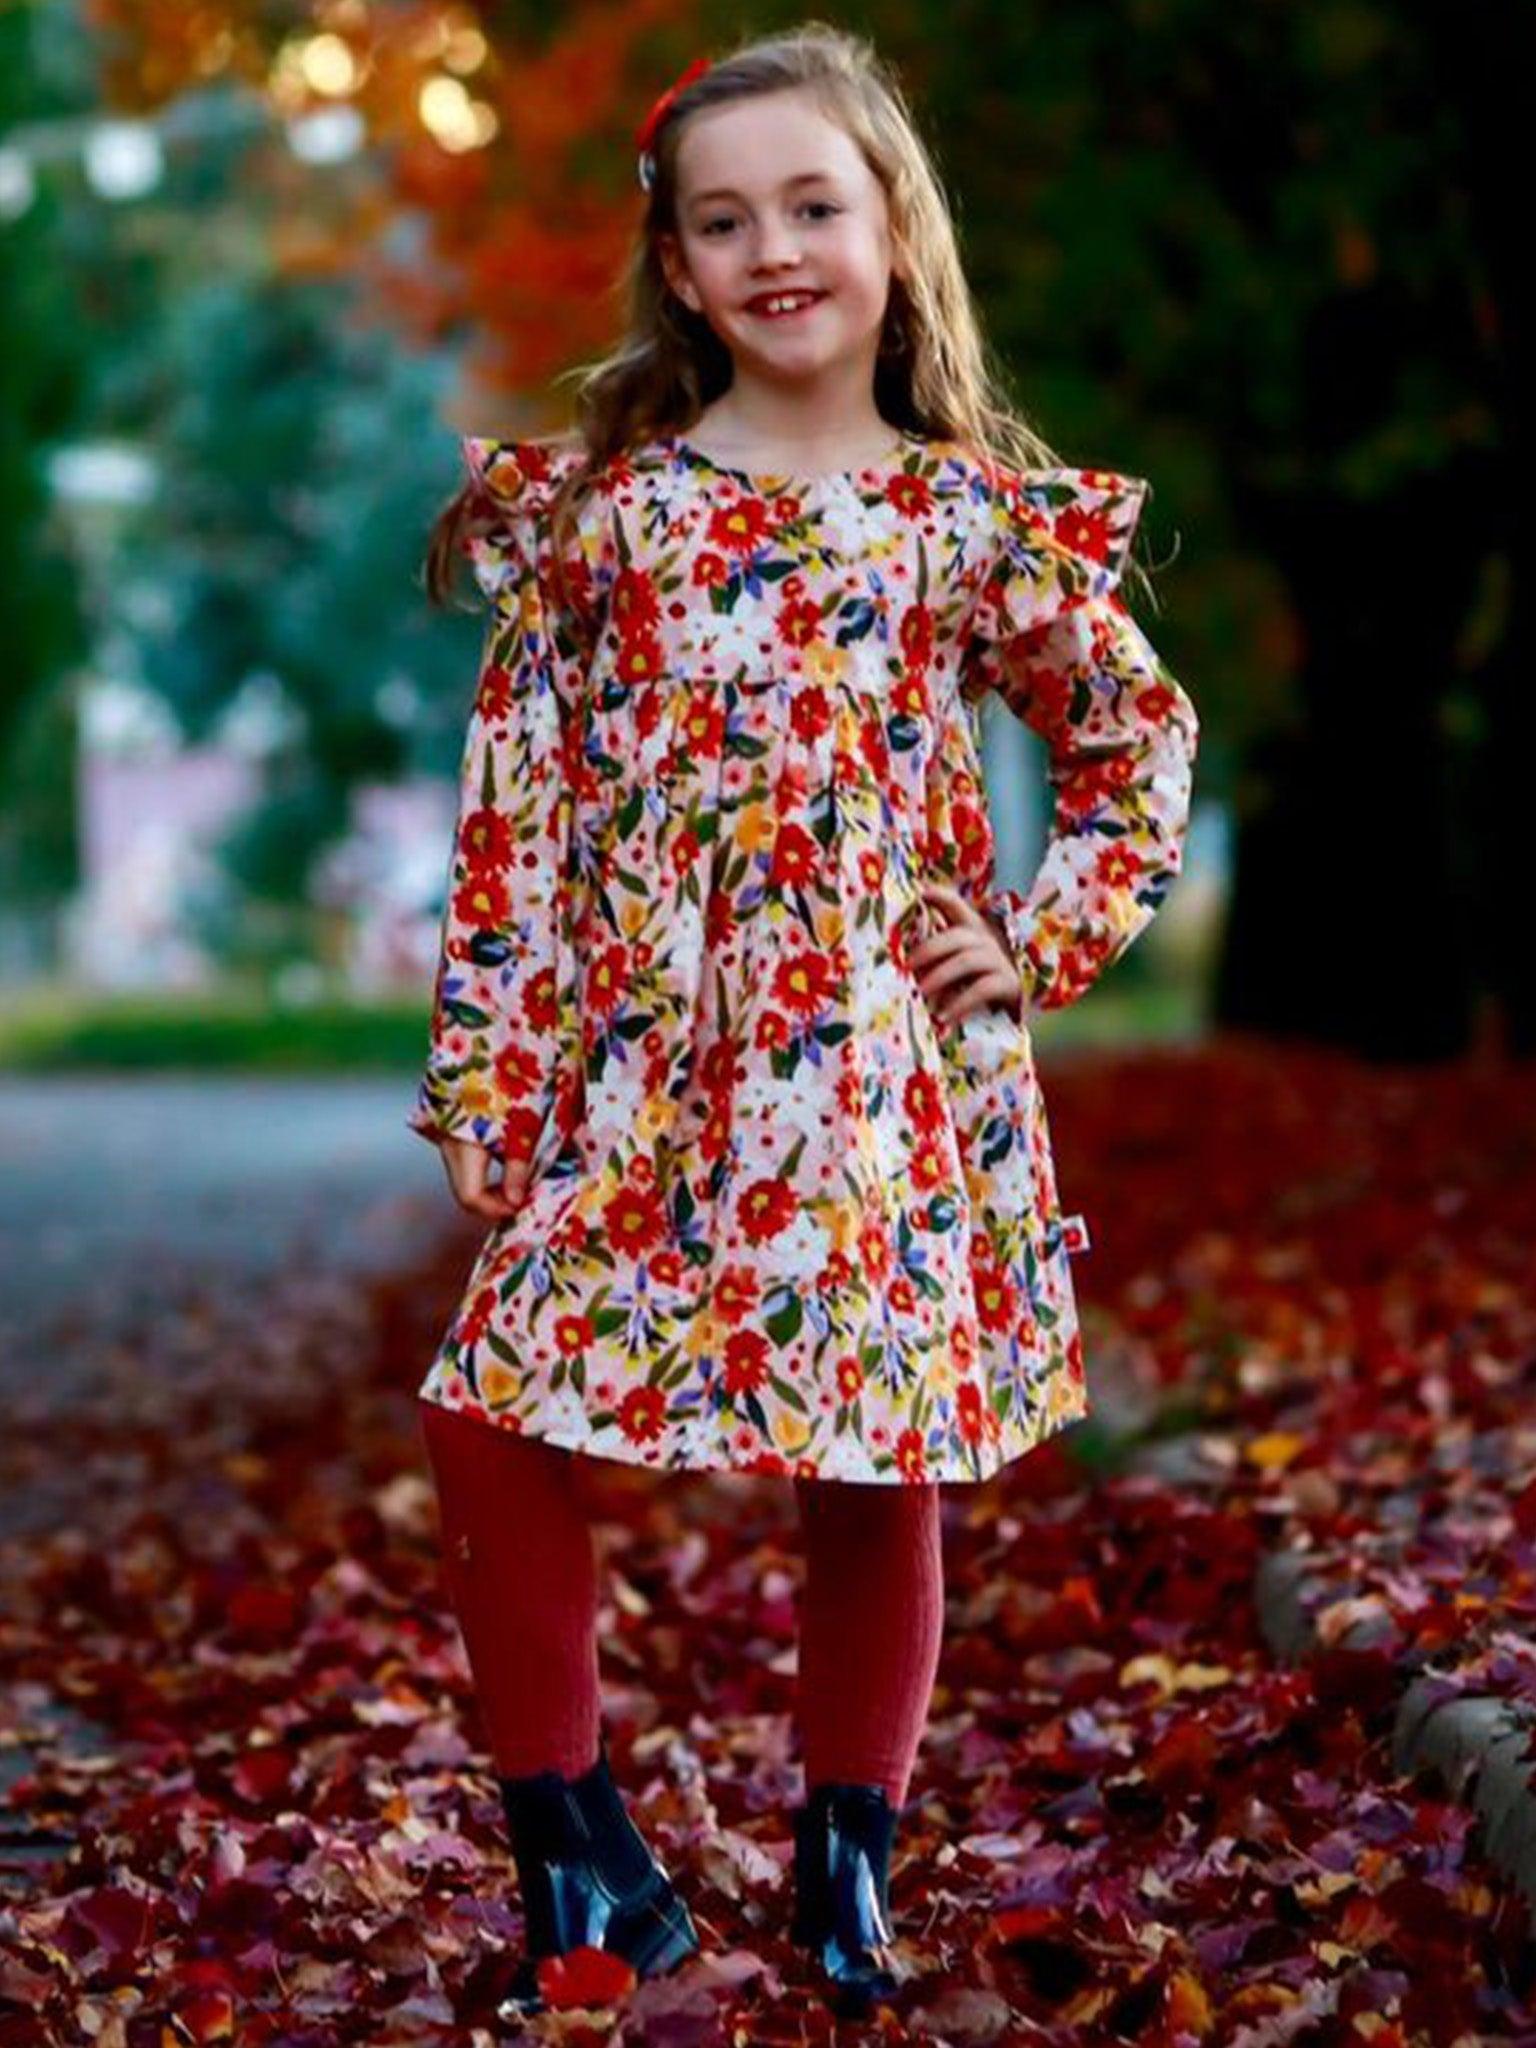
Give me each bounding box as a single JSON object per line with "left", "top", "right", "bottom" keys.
{"left": 751, "top": 225, "right": 804, "bottom": 270}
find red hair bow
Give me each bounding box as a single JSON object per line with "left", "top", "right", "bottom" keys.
{"left": 635, "top": 55, "right": 712, "bottom": 189}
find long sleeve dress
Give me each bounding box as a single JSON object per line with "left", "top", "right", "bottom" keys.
{"left": 407, "top": 428, "right": 1199, "bottom": 1485}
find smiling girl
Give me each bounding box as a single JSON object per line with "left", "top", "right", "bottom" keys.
{"left": 410, "top": 20, "right": 1199, "bottom": 2025}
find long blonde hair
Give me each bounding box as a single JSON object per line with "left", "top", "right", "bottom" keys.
{"left": 426, "top": 20, "right": 1154, "bottom": 614}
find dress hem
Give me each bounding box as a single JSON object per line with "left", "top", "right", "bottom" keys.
{"left": 414, "top": 1381, "right": 1089, "bottom": 1487}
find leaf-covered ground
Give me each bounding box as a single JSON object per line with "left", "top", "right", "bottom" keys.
{"left": 3, "top": 1040, "right": 1535, "bottom": 2045}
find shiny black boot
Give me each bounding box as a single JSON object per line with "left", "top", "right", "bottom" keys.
{"left": 495, "top": 1732, "right": 700, "bottom": 2021}
{"left": 789, "top": 1782, "right": 902, "bottom": 2018}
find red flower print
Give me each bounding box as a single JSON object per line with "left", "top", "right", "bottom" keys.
{"left": 771, "top": 946, "right": 837, "bottom": 1021}
{"left": 899, "top": 603, "right": 934, "bottom": 672}
{"left": 475, "top": 663, "right": 512, "bottom": 722}
{"left": 909, "top": 1131, "right": 951, "bottom": 1193}
{"left": 670, "top": 825, "right": 703, "bottom": 879}
{"left": 950, "top": 797, "right": 991, "bottom": 872}
{"left": 604, "top": 1176, "right": 669, "bottom": 1258}
{"left": 612, "top": 566, "right": 660, "bottom": 636}
{"left": 857, "top": 715, "right": 889, "bottom": 782}
{"left": 1137, "top": 680, "right": 1179, "bottom": 722}
{"left": 616, "top": 634, "right": 665, "bottom": 689}
{"left": 453, "top": 872, "right": 508, "bottom": 929}
{"left": 555, "top": 1313, "right": 596, "bottom": 1355}
{"left": 691, "top": 550, "right": 729, "bottom": 588}
{"left": 707, "top": 498, "right": 772, "bottom": 557}
{"left": 971, "top": 1246, "right": 1019, "bottom": 1334}
{"left": 456, "top": 806, "right": 512, "bottom": 872}
{"left": 682, "top": 692, "right": 726, "bottom": 760}
{"left": 886, "top": 473, "right": 933, "bottom": 519}
{"left": 768, "top": 821, "right": 819, "bottom": 890}
{"left": 714, "top": 1261, "right": 761, "bottom": 1323}
{"left": 902, "top": 1069, "right": 946, "bottom": 1132}
{"left": 777, "top": 596, "right": 824, "bottom": 649}
{"left": 742, "top": 1449, "right": 791, "bottom": 1475}
{"left": 493, "top": 1038, "right": 544, "bottom": 1103}
{"left": 585, "top": 940, "right": 632, "bottom": 1021}
{"left": 835, "top": 1061, "right": 863, "bottom": 1121}
{"left": 501, "top": 1101, "right": 544, "bottom": 1167}
{"left": 858, "top": 1216, "right": 894, "bottom": 1286}
{"left": 701, "top": 845, "right": 741, "bottom": 926}
{"left": 740, "top": 1176, "right": 796, "bottom": 1244}
{"left": 523, "top": 964, "right": 558, "bottom": 1033}
{"left": 890, "top": 671, "right": 928, "bottom": 720}
{"left": 722, "top": 1329, "right": 771, "bottom": 1396}
{"left": 700, "top": 1038, "right": 746, "bottom": 1097}
{"left": 785, "top": 688, "right": 831, "bottom": 750}
{"left": 836, "top": 1356, "right": 864, "bottom": 1403}
{"left": 650, "top": 1247, "right": 684, "bottom": 1286}
{"left": 755, "top": 1010, "right": 791, "bottom": 1053}
{"left": 1055, "top": 502, "right": 1114, "bottom": 563}
{"left": 822, "top": 1248, "right": 854, "bottom": 1290}
{"left": 890, "top": 1273, "right": 916, "bottom": 1314}
{"left": 895, "top": 1428, "right": 928, "bottom": 1480}
{"left": 617, "top": 1384, "right": 668, "bottom": 1443}
{"left": 1096, "top": 842, "right": 1145, "bottom": 890}
{"left": 457, "top": 1286, "right": 497, "bottom": 1347}
{"left": 956, "top": 1380, "right": 985, "bottom": 1444}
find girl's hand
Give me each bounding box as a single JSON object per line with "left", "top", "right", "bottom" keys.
{"left": 439, "top": 1135, "right": 533, "bottom": 1223}
{"left": 912, "top": 880, "right": 1026, "bottom": 1028}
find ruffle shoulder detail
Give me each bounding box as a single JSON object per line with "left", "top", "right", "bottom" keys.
{"left": 972, "top": 463, "right": 1150, "bottom": 644}
{"left": 457, "top": 434, "right": 587, "bottom": 603}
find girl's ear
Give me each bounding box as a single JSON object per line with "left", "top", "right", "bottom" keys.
{"left": 657, "top": 233, "right": 700, "bottom": 313}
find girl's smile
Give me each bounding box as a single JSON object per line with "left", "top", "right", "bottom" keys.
{"left": 744, "top": 289, "right": 828, "bottom": 318}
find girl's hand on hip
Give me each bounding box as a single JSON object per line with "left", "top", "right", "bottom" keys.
{"left": 439, "top": 1136, "right": 532, "bottom": 1223}
{"left": 912, "top": 880, "right": 1025, "bottom": 1028}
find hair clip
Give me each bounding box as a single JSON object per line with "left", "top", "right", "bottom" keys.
{"left": 634, "top": 54, "right": 712, "bottom": 192}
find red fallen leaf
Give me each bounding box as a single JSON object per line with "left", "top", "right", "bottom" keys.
{"left": 172, "top": 1958, "right": 239, "bottom": 1994}
{"left": 1145, "top": 1715, "right": 1220, "bottom": 1789}
{"left": 225, "top": 1584, "right": 301, "bottom": 1641}
{"left": 68, "top": 1883, "right": 153, "bottom": 1957}
{"left": 231, "top": 1746, "right": 292, "bottom": 1803}
{"left": 1023, "top": 1574, "right": 1105, "bottom": 1651}
{"left": 0, "top": 1956, "right": 54, "bottom": 2008}
{"left": 175, "top": 1989, "right": 236, "bottom": 2041}
{"left": 1161, "top": 1967, "right": 1214, "bottom": 2041}
{"left": 991, "top": 1901, "right": 1067, "bottom": 1944}
{"left": 535, "top": 1944, "right": 638, "bottom": 2009}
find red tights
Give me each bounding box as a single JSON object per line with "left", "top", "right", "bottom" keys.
{"left": 419, "top": 1400, "right": 944, "bottom": 1810}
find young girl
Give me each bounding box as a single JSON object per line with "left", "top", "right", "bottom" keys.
{"left": 409, "top": 21, "right": 1199, "bottom": 2024}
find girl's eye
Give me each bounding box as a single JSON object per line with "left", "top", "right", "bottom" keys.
{"left": 699, "top": 201, "right": 842, "bottom": 236}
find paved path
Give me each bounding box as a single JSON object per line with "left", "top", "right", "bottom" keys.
{"left": 0, "top": 1074, "right": 449, "bottom": 1397}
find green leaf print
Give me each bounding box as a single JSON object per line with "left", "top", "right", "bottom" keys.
{"left": 763, "top": 1288, "right": 803, "bottom": 1346}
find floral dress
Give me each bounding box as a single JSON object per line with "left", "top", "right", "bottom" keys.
{"left": 407, "top": 428, "right": 1199, "bottom": 1485}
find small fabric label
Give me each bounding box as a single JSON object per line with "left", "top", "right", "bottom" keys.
{"left": 1060, "top": 1212, "right": 1092, "bottom": 1256}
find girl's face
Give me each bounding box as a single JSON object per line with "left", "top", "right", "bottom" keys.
{"left": 658, "top": 88, "right": 899, "bottom": 396}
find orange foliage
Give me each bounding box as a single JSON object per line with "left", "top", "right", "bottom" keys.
{"left": 86, "top": 0, "right": 704, "bottom": 405}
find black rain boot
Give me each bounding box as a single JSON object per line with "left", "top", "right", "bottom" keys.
{"left": 495, "top": 1731, "right": 700, "bottom": 2021}
{"left": 789, "top": 1781, "right": 902, "bottom": 2018}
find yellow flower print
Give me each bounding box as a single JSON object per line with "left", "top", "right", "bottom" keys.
{"left": 737, "top": 802, "right": 776, "bottom": 856}
{"left": 773, "top": 1408, "right": 811, "bottom": 1454}
{"left": 685, "top": 1306, "right": 723, "bottom": 1361}
{"left": 480, "top": 1360, "right": 520, "bottom": 1406}
{"left": 805, "top": 642, "right": 844, "bottom": 688}
{"left": 460, "top": 1071, "right": 497, "bottom": 1122}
